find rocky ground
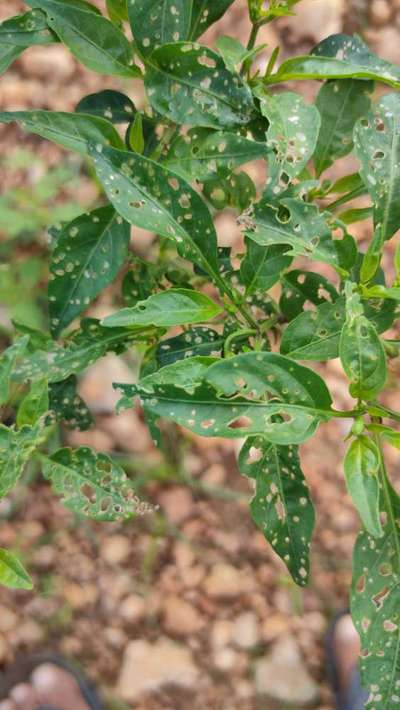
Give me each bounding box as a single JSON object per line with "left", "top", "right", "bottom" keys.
{"left": 1, "top": 1, "right": 400, "bottom": 708}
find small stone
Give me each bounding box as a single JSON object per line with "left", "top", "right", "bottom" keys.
{"left": 120, "top": 595, "right": 146, "bottom": 624}
{"left": 162, "top": 595, "right": 204, "bottom": 636}
{"left": 255, "top": 635, "right": 319, "bottom": 705}
{"left": 102, "top": 535, "right": 131, "bottom": 565}
{"left": 103, "top": 627, "right": 126, "bottom": 648}
{"left": 210, "top": 619, "right": 233, "bottom": 649}
{"left": 15, "top": 620, "right": 44, "bottom": 645}
{"left": 370, "top": 0, "right": 391, "bottom": 25}
{"left": 63, "top": 583, "right": 98, "bottom": 610}
{"left": 261, "top": 613, "right": 291, "bottom": 643}
{"left": 117, "top": 638, "right": 200, "bottom": 701}
{"left": 213, "top": 647, "right": 237, "bottom": 672}
{"left": 232, "top": 612, "right": 260, "bottom": 649}
{"left": 172, "top": 541, "right": 195, "bottom": 569}
{"left": 158, "top": 487, "right": 195, "bottom": 525}
{"left": 203, "top": 563, "right": 244, "bottom": 599}
{"left": 0, "top": 633, "right": 8, "bottom": 662}
{"left": 0, "top": 607, "right": 17, "bottom": 633}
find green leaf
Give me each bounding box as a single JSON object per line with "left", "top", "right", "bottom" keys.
{"left": 239, "top": 437, "right": 315, "bottom": 586}
{"left": 340, "top": 286, "right": 387, "bottom": 400}
{"left": 344, "top": 436, "right": 382, "bottom": 538}
{"left": 280, "top": 270, "right": 339, "bottom": 321}
{"left": 0, "top": 337, "right": 29, "bottom": 406}
{"left": 48, "top": 206, "right": 130, "bottom": 336}
{"left": 102, "top": 288, "right": 222, "bottom": 328}
{"left": 25, "top": 0, "right": 140, "bottom": 77}
{"left": 156, "top": 327, "right": 223, "bottom": 367}
{"left": 216, "top": 35, "right": 265, "bottom": 73}
{"left": 127, "top": 113, "right": 144, "bottom": 154}
{"left": 281, "top": 295, "right": 395, "bottom": 361}
{"left": 106, "top": 0, "right": 128, "bottom": 23}
{"left": 12, "top": 319, "right": 148, "bottom": 384}
{"left": 203, "top": 171, "right": 256, "bottom": 211}
{"left": 43, "top": 446, "right": 145, "bottom": 521}
{"left": 0, "top": 110, "right": 124, "bottom": 155}
{"left": 354, "top": 93, "right": 400, "bottom": 242}
{"left": 255, "top": 90, "right": 321, "bottom": 195}
{"left": 17, "top": 379, "right": 49, "bottom": 428}
{"left": 75, "top": 89, "right": 135, "bottom": 123}
{"left": 128, "top": 0, "right": 234, "bottom": 55}
{"left": 0, "top": 549, "right": 33, "bottom": 590}
{"left": 145, "top": 43, "right": 254, "bottom": 129}
{"left": 0, "top": 422, "right": 46, "bottom": 499}
{"left": 351, "top": 479, "right": 400, "bottom": 708}
{"left": 0, "top": 9, "right": 57, "bottom": 47}
{"left": 271, "top": 33, "right": 400, "bottom": 88}
{"left": 118, "top": 352, "right": 333, "bottom": 444}
{"left": 0, "top": 45, "right": 23, "bottom": 75}
{"left": 49, "top": 376, "right": 93, "bottom": 431}
{"left": 244, "top": 197, "right": 357, "bottom": 275}
{"left": 240, "top": 239, "right": 292, "bottom": 295}
{"left": 88, "top": 143, "right": 220, "bottom": 281}
{"left": 314, "top": 79, "right": 373, "bottom": 176}
{"left": 165, "top": 127, "right": 267, "bottom": 182}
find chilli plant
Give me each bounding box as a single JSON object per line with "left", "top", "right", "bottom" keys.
{"left": 1, "top": 0, "right": 400, "bottom": 703}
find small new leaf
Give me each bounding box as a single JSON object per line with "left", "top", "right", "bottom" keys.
{"left": 0, "top": 549, "right": 33, "bottom": 590}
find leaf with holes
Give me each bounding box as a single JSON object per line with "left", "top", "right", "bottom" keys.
{"left": 0, "top": 423, "right": 46, "bottom": 499}
{"left": 203, "top": 171, "right": 256, "bottom": 211}
{"left": 75, "top": 90, "right": 135, "bottom": 123}
{"left": 0, "top": 337, "right": 29, "bottom": 406}
{"left": 244, "top": 198, "right": 357, "bottom": 275}
{"left": 102, "top": 289, "right": 222, "bottom": 328}
{"left": 145, "top": 43, "right": 254, "bottom": 129}
{"left": 271, "top": 33, "right": 400, "bottom": 88}
{"left": 165, "top": 128, "right": 267, "bottom": 182}
{"left": 17, "top": 379, "right": 49, "bottom": 428}
{"left": 42, "top": 446, "right": 143, "bottom": 521}
{"left": 0, "top": 549, "right": 33, "bottom": 590}
{"left": 314, "top": 79, "right": 373, "bottom": 176}
{"left": 156, "top": 327, "right": 224, "bottom": 367}
{"left": 351, "top": 479, "right": 400, "bottom": 709}
{"left": 239, "top": 437, "right": 315, "bottom": 586}
{"left": 344, "top": 436, "right": 382, "bottom": 538}
{"left": 280, "top": 270, "right": 339, "bottom": 321}
{"left": 88, "top": 143, "right": 220, "bottom": 280}
{"left": 0, "top": 110, "right": 124, "bottom": 155}
{"left": 354, "top": 93, "right": 400, "bottom": 242}
{"left": 48, "top": 206, "right": 130, "bottom": 336}
{"left": 240, "top": 238, "right": 292, "bottom": 295}
{"left": 49, "top": 376, "right": 93, "bottom": 431}
{"left": 11, "top": 319, "right": 150, "bottom": 384}
{"left": 340, "top": 286, "right": 387, "bottom": 400}
{"left": 255, "top": 90, "right": 320, "bottom": 196}
{"left": 25, "top": 0, "right": 140, "bottom": 77}
{"left": 0, "top": 9, "right": 57, "bottom": 47}
{"left": 128, "top": 0, "right": 234, "bottom": 56}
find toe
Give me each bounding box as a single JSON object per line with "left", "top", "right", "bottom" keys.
{"left": 32, "top": 664, "right": 90, "bottom": 710}
{"left": 0, "top": 700, "right": 17, "bottom": 710}
{"left": 9, "top": 682, "right": 38, "bottom": 710}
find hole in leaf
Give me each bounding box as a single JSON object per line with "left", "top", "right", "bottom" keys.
{"left": 228, "top": 415, "right": 253, "bottom": 430}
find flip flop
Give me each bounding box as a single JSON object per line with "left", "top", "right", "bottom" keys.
{"left": 325, "top": 610, "right": 368, "bottom": 710}
{"left": 0, "top": 652, "right": 103, "bottom": 709}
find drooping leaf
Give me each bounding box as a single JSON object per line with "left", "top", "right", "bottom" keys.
{"left": 75, "top": 89, "right": 135, "bottom": 123}
{"left": 156, "top": 327, "right": 223, "bottom": 367}
{"left": 128, "top": 0, "right": 234, "bottom": 55}
{"left": 17, "top": 379, "right": 49, "bottom": 428}
{"left": 271, "top": 33, "right": 400, "bottom": 89}
{"left": 354, "top": 93, "right": 400, "bottom": 242}
{"left": 239, "top": 437, "right": 315, "bottom": 586}
{"left": 0, "top": 110, "right": 124, "bottom": 155}
{"left": 0, "top": 422, "right": 46, "bottom": 499}
{"left": 118, "top": 352, "right": 332, "bottom": 445}
{"left": 340, "top": 285, "right": 387, "bottom": 400}
{"left": 0, "top": 549, "right": 33, "bottom": 590}
{"left": 314, "top": 79, "right": 373, "bottom": 176}
{"left": 281, "top": 295, "right": 395, "bottom": 361}
{"left": 243, "top": 197, "right": 357, "bottom": 275}
{"left": 255, "top": 89, "right": 321, "bottom": 195}
{"left": 48, "top": 206, "right": 130, "bottom": 336}
{"left": 240, "top": 238, "right": 292, "bottom": 295}
{"left": 88, "top": 143, "right": 221, "bottom": 281}
{"left": 165, "top": 128, "right": 267, "bottom": 182}
{"left": 145, "top": 43, "right": 254, "bottom": 129}
{"left": 351, "top": 479, "right": 400, "bottom": 708}
{"left": 0, "top": 337, "right": 29, "bottom": 406}
{"left": 102, "top": 289, "right": 222, "bottom": 328}
{"left": 25, "top": 0, "right": 140, "bottom": 77}
{"left": 49, "top": 376, "right": 93, "bottom": 431}
{"left": 42, "top": 446, "right": 144, "bottom": 521}
{"left": 12, "top": 319, "right": 150, "bottom": 384}
{"left": 344, "top": 436, "right": 382, "bottom": 538}
{"left": 0, "top": 9, "right": 57, "bottom": 47}
{"left": 280, "top": 270, "right": 339, "bottom": 321}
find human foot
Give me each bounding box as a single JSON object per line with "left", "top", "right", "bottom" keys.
{"left": 0, "top": 663, "right": 92, "bottom": 710}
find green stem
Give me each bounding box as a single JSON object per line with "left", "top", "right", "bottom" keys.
{"left": 241, "top": 22, "right": 261, "bottom": 76}
{"left": 149, "top": 124, "right": 178, "bottom": 162}
{"left": 326, "top": 185, "right": 366, "bottom": 212}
